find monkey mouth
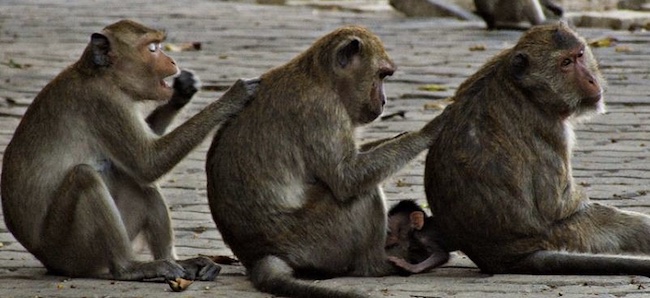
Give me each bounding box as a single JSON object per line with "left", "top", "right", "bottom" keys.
{"left": 582, "top": 93, "right": 602, "bottom": 105}
{"left": 160, "top": 79, "right": 172, "bottom": 89}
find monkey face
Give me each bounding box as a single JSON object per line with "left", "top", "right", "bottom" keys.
{"left": 510, "top": 23, "right": 606, "bottom": 118}
{"left": 139, "top": 39, "right": 179, "bottom": 101}
{"left": 329, "top": 28, "right": 395, "bottom": 125}
{"left": 96, "top": 20, "right": 179, "bottom": 101}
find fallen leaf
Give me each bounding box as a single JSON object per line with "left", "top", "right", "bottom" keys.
{"left": 424, "top": 102, "right": 446, "bottom": 110}
{"left": 2, "top": 59, "right": 32, "bottom": 69}
{"left": 588, "top": 36, "right": 618, "bottom": 48}
{"left": 167, "top": 278, "right": 193, "bottom": 292}
{"left": 396, "top": 179, "right": 410, "bottom": 187}
{"left": 615, "top": 46, "right": 632, "bottom": 53}
{"left": 192, "top": 226, "right": 208, "bottom": 233}
{"left": 469, "top": 44, "right": 486, "bottom": 51}
{"left": 164, "top": 42, "right": 202, "bottom": 52}
{"left": 418, "top": 84, "right": 447, "bottom": 92}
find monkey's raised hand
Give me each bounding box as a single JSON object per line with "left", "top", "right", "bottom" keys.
{"left": 215, "top": 77, "right": 260, "bottom": 112}
{"left": 170, "top": 69, "right": 200, "bottom": 108}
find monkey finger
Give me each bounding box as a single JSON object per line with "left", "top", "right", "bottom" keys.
{"left": 196, "top": 263, "right": 222, "bottom": 281}
{"left": 177, "top": 256, "right": 222, "bottom": 281}
{"left": 172, "top": 69, "right": 200, "bottom": 99}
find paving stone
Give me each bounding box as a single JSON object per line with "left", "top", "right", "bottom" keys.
{"left": 2, "top": 1, "right": 650, "bottom": 297}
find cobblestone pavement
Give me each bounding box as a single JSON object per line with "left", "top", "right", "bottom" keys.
{"left": 2, "top": 1, "right": 650, "bottom": 297}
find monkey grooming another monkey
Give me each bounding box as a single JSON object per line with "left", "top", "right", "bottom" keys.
{"left": 385, "top": 200, "right": 450, "bottom": 273}
{"left": 206, "top": 26, "right": 442, "bottom": 298}
{"left": 474, "top": 0, "right": 564, "bottom": 30}
{"left": 1, "top": 20, "right": 257, "bottom": 281}
{"left": 421, "top": 22, "right": 650, "bottom": 277}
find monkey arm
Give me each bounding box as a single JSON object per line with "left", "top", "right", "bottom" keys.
{"left": 97, "top": 79, "right": 256, "bottom": 183}
{"left": 358, "top": 132, "right": 408, "bottom": 152}
{"left": 314, "top": 130, "right": 431, "bottom": 202}
{"left": 146, "top": 70, "right": 199, "bottom": 135}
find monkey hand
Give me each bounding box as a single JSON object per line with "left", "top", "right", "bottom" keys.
{"left": 241, "top": 77, "right": 260, "bottom": 97}
{"left": 217, "top": 77, "right": 260, "bottom": 112}
{"left": 419, "top": 115, "right": 444, "bottom": 142}
{"left": 170, "top": 69, "right": 200, "bottom": 108}
{"left": 176, "top": 256, "right": 222, "bottom": 281}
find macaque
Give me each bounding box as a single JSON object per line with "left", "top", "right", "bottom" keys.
{"left": 474, "top": 0, "right": 564, "bottom": 30}
{"left": 206, "top": 26, "right": 442, "bottom": 298}
{"left": 386, "top": 200, "right": 450, "bottom": 273}
{"left": 425, "top": 22, "right": 650, "bottom": 276}
{"left": 1, "top": 19, "right": 257, "bottom": 281}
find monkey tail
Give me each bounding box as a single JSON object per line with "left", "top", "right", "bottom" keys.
{"left": 250, "top": 255, "right": 367, "bottom": 298}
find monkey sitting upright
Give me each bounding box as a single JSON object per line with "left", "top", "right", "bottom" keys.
{"left": 1, "top": 20, "right": 257, "bottom": 281}
{"left": 419, "top": 22, "right": 650, "bottom": 276}
{"left": 206, "top": 26, "right": 443, "bottom": 298}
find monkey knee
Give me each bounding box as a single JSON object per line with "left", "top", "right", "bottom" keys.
{"left": 66, "top": 164, "right": 105, "bottom": 190}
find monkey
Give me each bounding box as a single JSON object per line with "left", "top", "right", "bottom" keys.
{"left": 206, "top": 25, "right": 443, "bottom": 298}
{"left": 474, "top": 0, "right": 564, "bottom": 30}
{"left": 385, "top": 200, "right": 450, "bottom": 274}
{"left": 423, "top": 21, "right": 650, "bottom": 277}
{"left": 1, "top": 19, "right": 258, "bottom": 282}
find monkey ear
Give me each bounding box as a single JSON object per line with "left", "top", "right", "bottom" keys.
{"left": 90, "top": 33, "right": 112, "bottom": 67}
{"left": 511, "top": 52, "right": 529, "bottom": 80}
{"left": 409, "top": 211, "right": 425, "bottom": 230}
{"left": 336, "top": 37, "right": 362, "bottom": 69}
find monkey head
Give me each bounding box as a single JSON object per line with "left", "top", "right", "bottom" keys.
{"left": 81, "top": 19, "right": 179, "bottom": 101}
{"left": 386, "top": 200, "right": 427, "bottom": 260}
{"left": 317, "top": 26, "right": 396, "bottom": 125}
{"left": 507, "top": 22, "right": 606, "bottom": 119}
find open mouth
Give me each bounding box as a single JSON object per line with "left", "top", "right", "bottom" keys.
{"left": 160, "top": 79, "right": 171, "bottom": 89}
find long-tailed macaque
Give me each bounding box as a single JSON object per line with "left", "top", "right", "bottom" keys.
{"left": 386, "top": 200, "right": 450, "bottom": 273}
{"left": 424, "top": 22, "right": 650, "bottom": 276}
{"left": 1, "top": 20, "right": 257, "bottom": 281}
{"left": 206, "top": 26, "right": 442, "bottom": 298}
{"left": 474, "top": 0, "right": 564, "bottom": 30}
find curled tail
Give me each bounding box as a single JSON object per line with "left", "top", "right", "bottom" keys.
{"left": 250, "top": 255, "right": 366, "bottom": 298}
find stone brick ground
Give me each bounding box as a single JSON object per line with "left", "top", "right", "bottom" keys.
{"left": 1, "top": 1, "right": 650, "bottom": 297}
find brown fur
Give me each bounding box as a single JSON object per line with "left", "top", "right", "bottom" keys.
{"left": 206, "top": 25, "right": 442, "bottom": 298}
{"left": 474, "top": 0, "right": 563, "bottom": 30}
{"left": 386, "top": 200, "right": 450, "bottom": 274}
{"left": 424, "top": 22, "right": 650, "bottom": 276}
{"left": 1, "top": 19, "right": 257, "bottom": 281}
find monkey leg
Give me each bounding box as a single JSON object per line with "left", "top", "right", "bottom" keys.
{"left": 509, "top": 250, "right": 650, "bottom": 276}
{"left": 109, "top": 171, "right": 221, "bottom": 281}
{"left": 505, "top": 203, "right": 650, "bottom": 276}
{"left": 349, "top": 191, "right": 402, "bottom": 277}
{"left": 549, "top": 203, "right": 650, "bottom": 254}
{"left": 40, "top": 164, "right": 185, "bottom": 280}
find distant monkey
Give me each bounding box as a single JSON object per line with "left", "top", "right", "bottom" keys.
{"left": 474, "top": 0, "right": 564, "bottom": 30}
{"left": 425, "top": 22, "right": 650, "bottom": 276}
{"left": 207, "top": 26, "right": 442, "bottom": 298}
{"left": 386, "top": 200, "right": 450, "bottom": 273}
{"left": 1, "top": 20, "right": 257, "bottom": 281}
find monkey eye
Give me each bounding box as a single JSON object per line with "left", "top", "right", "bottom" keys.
{"left": 147, "top": 42, "right": 161, "bottom": 52}
{"left": 561, "top": 58, "right": 572, "bottom": 67}
{"left": 577, "top": 49, "right": 584, "bottom": 58}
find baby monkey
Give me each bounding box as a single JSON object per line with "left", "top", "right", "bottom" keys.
{"left": 386, "top": 200, "right": 450, "bottom": 273}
